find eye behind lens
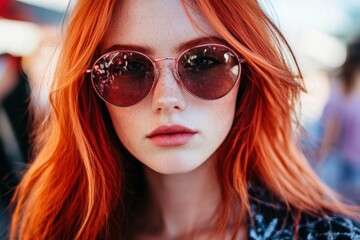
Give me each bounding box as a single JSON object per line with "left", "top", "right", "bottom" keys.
{"left": 178, "top": 44, "right": 241, "bottom": 100}
{"left": 91, "top": 50, "right": 156, "bottom": 107}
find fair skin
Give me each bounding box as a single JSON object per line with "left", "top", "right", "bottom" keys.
{"left": 102, "top": 0, "right": 247, "bottom": 239}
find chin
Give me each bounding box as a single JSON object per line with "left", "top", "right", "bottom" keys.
{"left": 143, "top": 157, "right": 207, "bottom": 175}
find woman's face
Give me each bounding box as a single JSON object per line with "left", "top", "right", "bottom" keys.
{"left": 102, "top": 0, "right": 240, "bottom": 174}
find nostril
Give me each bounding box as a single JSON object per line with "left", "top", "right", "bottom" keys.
{"left": 154, "top": 97, "right": 185, "bottom": 113}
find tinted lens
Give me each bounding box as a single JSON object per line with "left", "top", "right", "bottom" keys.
{"left": 91, "top": 51, "right": 154, "bottom": 106}
{"left": 178, "top": 45, "right": 240, "bottom": 99}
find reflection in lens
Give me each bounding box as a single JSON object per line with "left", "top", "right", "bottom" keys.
{"left": 178, "top": 45, "right": 240, "bottom": 99}
{"left": 92, "top": 51, "right": 155, "bottom": 106}
{"left": 231, "top": 65, "right": 239, "bottom": 76}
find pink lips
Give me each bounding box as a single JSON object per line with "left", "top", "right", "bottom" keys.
{"left": 146, "top": 124, "right": 197, "bottom": 147}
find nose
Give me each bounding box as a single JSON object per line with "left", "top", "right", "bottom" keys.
{"left": 151, "top": 61, "right": 186, "bottom": 113}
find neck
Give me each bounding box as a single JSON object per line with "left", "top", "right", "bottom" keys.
{"left": 142, "top": 155, "right": 222, "bottom": 238}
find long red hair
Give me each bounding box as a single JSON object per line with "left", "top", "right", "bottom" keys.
{"left": 11, "top": 0, "right": 359, "bottom": 239}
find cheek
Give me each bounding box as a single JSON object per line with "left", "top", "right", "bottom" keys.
{"left": 105, "top": 105, "right": 142, "bottom": 146}
{"left": 200, "top": 88, "right": 238, "bottom": 141}
{"left": 210, "top": 103, "right": 236, "bottom": 135}
{"left": 211, "top": 86, "right": 239, "bottom": 125}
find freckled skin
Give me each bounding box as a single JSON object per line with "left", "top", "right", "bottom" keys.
{"left": 102, "top": 0, "right": 240, "bottom": 174}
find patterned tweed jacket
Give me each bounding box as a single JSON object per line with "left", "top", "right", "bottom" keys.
{"left": 247, "top": 184, "right": 360, "bottom": 239}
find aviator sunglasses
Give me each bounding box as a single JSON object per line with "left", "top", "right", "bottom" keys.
{"left": 87, "top": 43, "right": 245, "bottom": 107}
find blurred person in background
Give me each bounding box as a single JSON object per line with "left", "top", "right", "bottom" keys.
{"left": 317, "top": 37, "right": 360, "bottom": 204}
{"left": 0, "top": 53, "right": 31, "bottom": 240}
{"left": 1, "top": 0, "right": 33, "bottom": 238}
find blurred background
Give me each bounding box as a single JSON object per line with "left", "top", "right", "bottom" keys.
{"left": 1, "top": 0, "right": 360, "bottom": 238}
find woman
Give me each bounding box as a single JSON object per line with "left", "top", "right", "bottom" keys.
{"left": 11, "top": 0, "right": 360, "bottom": 239}
{"left": 318, "top": 37, "right": 360, "bottom": 204}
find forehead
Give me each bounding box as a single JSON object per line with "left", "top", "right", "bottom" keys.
{"left": 101, "top": 0, "right": 219, "bottom": 55}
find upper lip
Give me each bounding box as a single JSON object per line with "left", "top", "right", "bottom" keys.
{"left": 146, "top": 124, "right": 197, "bottom": 138}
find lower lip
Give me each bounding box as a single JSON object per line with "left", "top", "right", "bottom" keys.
{"left": 147, "top": 133, "right": 195, "bottom": 147}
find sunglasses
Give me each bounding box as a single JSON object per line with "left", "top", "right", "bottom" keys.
{"left": 87, "top": 43, "right": 245, "bottom": 107}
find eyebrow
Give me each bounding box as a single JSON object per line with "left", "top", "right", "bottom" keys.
{"left": 102, "top": 44, "right": 153, "bottom": 55}
{"left": 102, "top": 36, "right": 227, "bottom": 55}
{"left": 176, "top": 36, "right": 227, "bottom": 52}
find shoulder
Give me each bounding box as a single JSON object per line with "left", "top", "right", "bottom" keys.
{"left": 248, "top": 183, "right": 360, "bottom": 239}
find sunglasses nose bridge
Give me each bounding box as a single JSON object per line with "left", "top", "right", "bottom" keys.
{"left": 153, "top": 57, "right": 180, "bottom": 83}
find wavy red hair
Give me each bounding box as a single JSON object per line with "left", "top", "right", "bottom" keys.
{"left": 10, "top": 0, "right": 359, "bottom": 239}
